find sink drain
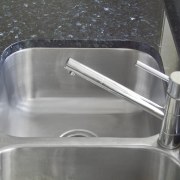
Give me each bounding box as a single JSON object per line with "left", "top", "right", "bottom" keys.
{"left": 60, "top": 129, "right": 98, "bottom": 137}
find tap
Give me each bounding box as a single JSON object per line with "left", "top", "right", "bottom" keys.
{"left": 65, "top": 58, "right": 180, "bottom": 149}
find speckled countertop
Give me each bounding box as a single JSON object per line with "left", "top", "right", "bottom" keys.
{"left": 0, "top": 0, "right": 164, "bottom": 54}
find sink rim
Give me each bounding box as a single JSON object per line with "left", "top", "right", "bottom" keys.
{"left": 0, "top": 134, "right": 179, "bottom": 166}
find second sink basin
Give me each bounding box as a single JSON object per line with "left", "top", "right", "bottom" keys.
{"left": 1, "top": 138, "right": 180, "bottom": 180}
{"left": 0, "top": 41, "right": 166, "bottom": 137}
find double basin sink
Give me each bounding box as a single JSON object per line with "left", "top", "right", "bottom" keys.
{"left": 0, "top": 40, "right": 179, "bottom": 179}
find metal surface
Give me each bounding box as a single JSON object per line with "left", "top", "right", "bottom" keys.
{"left": 0, "top": 137, "right": 180, "bottom": 180}
{"left": 65, "top": 58, "right": 164, "bottom": 119}
{"left": 168, "top": 72, "right": 180, "bottom": 99}
{"left": 136, "top": 60, "right": 169, "bottom": 82}
{"left": 0, "top": 46, "right": 180, "bottom": 179}
{"left": 158, "top": 72, "right": 180, "bottom": 149}
{"left": 0, "top": 48, "right": 165, "bottom": 137}
{"left": 135, "top": 62, "right": 180, "bottom": 149}
{"left": 65, "top": 58, "right": 180, "bottom": 149}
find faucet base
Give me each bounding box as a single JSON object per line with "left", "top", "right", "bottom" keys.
{"left": 158, "top": 132, "right": 180, "bottom": 149}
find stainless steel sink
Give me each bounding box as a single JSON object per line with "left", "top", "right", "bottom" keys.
{"left": 0, "top": 40, "right": 179, "bottom": 180}
{"left": 1, "top": 137, "right": 180, "bottom": 180}
{"left": 0, "top": 44, "right": 165, "bottom": 137}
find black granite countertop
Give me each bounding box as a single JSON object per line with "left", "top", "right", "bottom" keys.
{"left": 164, "top": 0, "right": 180, "bottom": 57}
{"left": 0, "top": 0, "right": 164, "bottom": 54}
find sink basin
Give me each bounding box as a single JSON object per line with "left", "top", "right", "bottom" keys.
{"left": 1, "top": 138, "right": 180, "bottom": 180}
{"left": 0, "top": 41, "right": 166, "bottom": 137}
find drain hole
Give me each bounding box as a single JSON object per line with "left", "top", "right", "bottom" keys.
{"left": 60, "top": 129, "right": 98, "bottom": 137}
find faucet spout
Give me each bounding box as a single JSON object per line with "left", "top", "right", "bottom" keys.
{"left": 65, "top": 58, "right": 164, "bottom": 119}
{"left": 65, "top": 58, "right": 180, "bottom": 149}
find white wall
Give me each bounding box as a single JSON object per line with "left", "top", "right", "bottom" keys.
{"left": 160, "top": 14, "right": 179, "bottom": 75}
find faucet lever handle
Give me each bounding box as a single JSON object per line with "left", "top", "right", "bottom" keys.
{"left": 136, "top": 61, "right": 169, "bottom": 82}
{"left": 168, "top": 72, "right": 180, "bottom": 99}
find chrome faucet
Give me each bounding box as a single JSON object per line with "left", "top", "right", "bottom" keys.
{"left": 65, "top": 58, "right": 180, "bottom": 150}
